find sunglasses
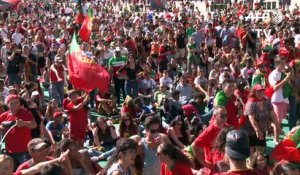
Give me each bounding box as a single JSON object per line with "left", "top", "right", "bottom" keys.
{"left": 150, "top": 129, "right": 160, "bottom": 134}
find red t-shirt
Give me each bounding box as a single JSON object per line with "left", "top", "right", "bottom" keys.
{"left": 208, "top": 149, "right": 225, "bottom": 165}
{"left": 62, "top": 98, "right": 70, "bottom": 110}
{"left": 124, "top": 39, "right": 137, "bottom": 54}
{"left": 161, "top": 162, "right": 193, "bottom": 175}
{"left": 49, "top": 64, "right": 64, "bottom": 83}
{"left": 194, "top": 123, "right": 222, "bottom": 162}
{"left": 158, "top": 45, "right": 167, "bottom": 62}
{"left": 234, "top": 89, "right": 249, "bottom": 104}
{"left": 224, "top": 169, "right": 259, "bottom": 175}
{"left": 67, "top": 97, "right": 88, "bottom": 140}
{"left": 0, "top": 108, "right": 33, "bottom": 153}
{"left": 15, "top": 157, "right": 53, "bottom": 175}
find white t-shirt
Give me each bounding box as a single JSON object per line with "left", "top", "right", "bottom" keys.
{"left": 12, "top": 32, "right": 23, "bottom": 45}
{"left": 0, "top": 28, "right": 9, "bottom": 39}
{"left": 0, "top": 87, "right": 9, "bottom": 102}
{"left": 103, "top": 50, "right": 114, "bottom": 60}
{"left": 194, "top": 76, "right": 208, "bottom": 88}
{"left": 159, "top": 77, "right": 173, "bottom": 88}
{"left": 268, "top": 69, "right": 289, "bottom": 103}
{"left": 241, "top": 67, "right": 255, "bottom": 79}
{"left": 129, "top": 29, "right": 138, "bottom": 39}
{"left": 64, "top": 7, "right": 73, "bottom": 15}
{"left": 142, "top": 78, "right": 156, "bottom": 90}
{"left": 1, "top": 45, "right": 10, "bottom": 66}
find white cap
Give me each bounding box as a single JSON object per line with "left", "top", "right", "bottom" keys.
{"left": 115, "top": 47, "right": 121, "bottom": 52}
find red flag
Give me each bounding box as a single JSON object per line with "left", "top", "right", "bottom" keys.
{"left": 75, "top": 0, "right": 84, "bottom": 24}
{"left": 270, "top": 127, "right": 300, "bottom": 163}
{"left": 3, "top": 0, "right": 21, "bottom": 11}
{"left": 68, "top": 34, "right": 110, "bottom": 92}
{"left": 78, "top": 8, "right": 93, "bottom": 43}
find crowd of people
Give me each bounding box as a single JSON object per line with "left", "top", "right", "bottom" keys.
{"left": 0, "top": 0, "right": 299, "bottom": 174}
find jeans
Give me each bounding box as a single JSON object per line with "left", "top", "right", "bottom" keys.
{"left": 125, "top": 79, "right": 138, "bottom": 99}
{"left": 288, "top": 96, "right": 298, "bottom": 130}
{"left": 88, "top": 145, "right": 116, "bottom": 159}
{"left": 50, "top": 82, "right": 64, "bottom": 106}
{"left": 7, "top": 152, "right": 31, "bottom": 171}
{"left": 113, "top": 77, "right": 126, "bottom": 104}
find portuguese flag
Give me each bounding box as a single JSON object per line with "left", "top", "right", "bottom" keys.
{"left": 78, "top": 8, "right": 93, "bottom": 43}
{"left": 3, "top": 0, "right": 21, "bottom": 11}
{"left": 68, "top": 34, "right": 110, "bottom": 92}
{"left": 75, "top": 0, "right": 84, "bottom": 25}
{"left": 271, "top": 127, "right": 300, "bottom": 163}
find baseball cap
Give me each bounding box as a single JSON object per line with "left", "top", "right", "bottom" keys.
{"left": 225, "top": 130, "right": 250, "bottom": 160}
{"left": 6, "top": 94, "right": 19, "bottom": 103}
{"left": 8, "top": 86, "right": 16, "bottom": 92}
{"left": 53, "top": 112, "right": 63, "bottom": 119}
{"left": 115, "top": 47, "right": 121, "bottom": 52}
{"left": 256, "top": 59, "right": 267, "bottom": 67}
{"left": 259, "top": 52, "right": 269, "bottom": 61}
{"left": 27, "top": 138, "right": 47, "bottom": 151}
{"left": 252, "top": 84, "right": 265, "bottom": 91}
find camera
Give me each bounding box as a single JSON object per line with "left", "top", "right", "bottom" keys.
{"left": 284, "top": 65, "right": 292, "bottom": 73}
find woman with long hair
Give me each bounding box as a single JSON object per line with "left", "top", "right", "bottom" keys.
{"left": 243, "top": 84, "right": 281, "bottom": 157}
{"left": 45, "top": 99, "right": 62, "bottom": 122}
{"left": 92, "top": 117, "right": 118, "bottom": 160}
{"left": 167, "top": 115, "right": 191, "bottom": 149}
{"left": 157, "top": 142, "right": 193, "bottom": 175}
{"left": 117, "top": 54, "right": 139, "bottom": 99}
{"left": 119, "top": 112, "right": 139, "bottom": 138}
{"left": 249, "top": 151, "right": 270, "bottom": 175}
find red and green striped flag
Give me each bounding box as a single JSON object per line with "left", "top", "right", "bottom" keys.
{"left": 78, "top": 8, "right": 93, "bottom": 43}
{"left": 68, "top": 34, "right": 110, "bottom": 92}
{"left": 271, "top": 127, "right": 300, "bottom": 163}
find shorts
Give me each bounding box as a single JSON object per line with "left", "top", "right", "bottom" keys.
{"left": 176, "top": 48, "right": 186, "bottom": 58}
{"left": 249, "top": 133, "right": 266, "bottom": 147}
{"left": 272, "top": 102, "right": 288, "bottom": 123}
{"left": 8, "top": 73, "right": 21, "bottom": 85}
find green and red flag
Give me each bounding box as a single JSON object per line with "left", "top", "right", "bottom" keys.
{"left": 68, "top": 34, "right": 110, "bottom": 92}
{"left": 78, "top": 8, "right": 93, "bottom": 43}
{"left": 75, "top": 0, "right": 84, "bottom": 25}
{"left": 3, "top": 0, "right": 21, "bottom": 11}
{"left": 271, "top": 127, "right": 300, "bottom": 163}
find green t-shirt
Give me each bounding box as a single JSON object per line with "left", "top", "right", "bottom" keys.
{"left": 215, "top": 90, "right": 230, "bottom": 107}
{"left": 108, "top": 56, "right": 128, "bottom": 77}
{"left": 186, "top": 27, "right": 196, "bottom": 38}
{"left": 154, "top": 91, "right": 171, "bottom": 106}
{"left": 251, "top": 74, "right": 265, "bottom": 87}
